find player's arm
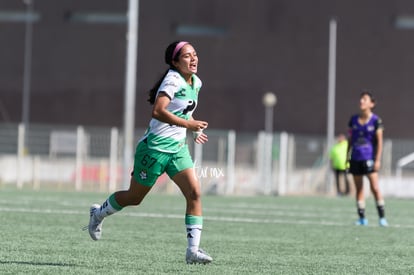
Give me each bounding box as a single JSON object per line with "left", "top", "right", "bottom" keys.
{"left": 152, "top": 92, "right": 208, "bottom": 132}
{"left": 346, "top": 128, "right": 352, "bottom": 167}
{"left": 374, "top": 128, "right": 383, "bottom": 171}
{"left": 346, "top": 118, "right": 353, "bottom": 166}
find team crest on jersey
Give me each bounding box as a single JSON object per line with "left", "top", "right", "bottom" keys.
{"left": 175, "top": 88, "right": 187, "bottom": 97}
{"left": 139, "top": 170, "right": 147, "bottom": 180}
{"left": 367, "top": 125, "right": 375, "bottom": 132}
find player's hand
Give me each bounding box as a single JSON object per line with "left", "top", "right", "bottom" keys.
{"left": 187, "top": 120, "right": 208, "bottom": 132}
{"left": 374, "top": 160, "right": 381, "bottom": 171}
{"left": 193, "top": 130, "right": 208, "bottom": 144}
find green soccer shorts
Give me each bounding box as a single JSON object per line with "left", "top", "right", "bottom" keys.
{"left": 132, "top": 140, "right": 194, "bottom": 187}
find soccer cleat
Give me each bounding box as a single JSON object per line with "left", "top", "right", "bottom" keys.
{"left": 379, "top": 218, "right": 389, "bottom": 227}
{"left": 88, "top": 204, "right": 104, "bottom": 240}
{"left": 186, "top": 248, "right": 213, "bottom": 264}
{"left": 355, "top": 218, "right": 368, "bottom": 226}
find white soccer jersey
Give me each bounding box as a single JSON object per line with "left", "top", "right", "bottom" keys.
{"left": 140, "top": 69, "right": 202, "bottom": 153}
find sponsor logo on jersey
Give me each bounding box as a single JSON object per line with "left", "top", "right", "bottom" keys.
{"left": 164, "top": 81, "right": 178, "bottom": 88}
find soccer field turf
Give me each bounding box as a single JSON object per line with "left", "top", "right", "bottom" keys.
{"left": 0, "top": 187, "right": 413, "bottom": 274}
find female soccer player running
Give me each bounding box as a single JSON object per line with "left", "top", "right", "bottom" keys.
{"left": 347, "top": 91, "right": 388, "bottom": 227}
{"left": 86, "top": 41, "right": 213, "bottom": 264}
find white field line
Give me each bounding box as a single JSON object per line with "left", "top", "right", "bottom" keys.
{"left": 0, "top": 198, "right": 358, "bottom": 215}
{"left": 2, "top": 197, "right": 411, "bottom": 216}
{"left": 1, "top": 206, "right": 413, "bottom": 229}
{"left": 0, "top": 198, "right": 398, "bottom": 219}
{"left": 0, "top": 201, "right": 354, "bottom": 219}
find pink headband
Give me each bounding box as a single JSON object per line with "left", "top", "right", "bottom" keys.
{"left": 172, "top": 41, "right": 189, "bottom": 60}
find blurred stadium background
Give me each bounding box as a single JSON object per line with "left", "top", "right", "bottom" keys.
{"left": 1, "top": 0, "right": 414, "bottom": 196}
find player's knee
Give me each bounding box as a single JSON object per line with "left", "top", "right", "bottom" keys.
{"left": 371, "top": 187, "right": 380, "bottom": 196}
{"left": 187, "top": 188, "right": 201, "bottom": 202}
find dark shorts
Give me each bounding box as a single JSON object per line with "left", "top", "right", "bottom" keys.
{"left": 349, "top": 160, "right": 375, "bottom": 175}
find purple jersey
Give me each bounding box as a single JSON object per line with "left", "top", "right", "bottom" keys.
{"left": 348, "top": 114, "right": 383, "bottom": 161}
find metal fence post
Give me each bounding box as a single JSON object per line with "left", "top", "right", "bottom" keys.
{"left": 17, "top": 123, "right": 25, "bottom": 189}
{"left": 75, "top": 126, "right": 85, "bottom": 191}
{"left": 109, "top": 127, "right": 119, "bottom": 192}
{"left": 226, "top": 130, "right": 236, "bottom": 195}
{"left": 278, "top": 132, "right": 289, "bottom": 195}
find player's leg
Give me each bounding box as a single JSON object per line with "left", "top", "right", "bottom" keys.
{"left": 367, "top": 172, "right": 388, "bottom": 226}
{"left": 343, "top": 171, "right": 351, "bottom": 195}
{"left": 95, "top": 176, "right": 152, "bottom": 220}
{"left": 172, "top": 168, "right": 202, "bottom": 216}
{"left": 86, "top": 141, "right": 162, "bottom": 240}
{"left": 87, "top": 177, "right": 152, "bottom": 240}
{"left": 172, "top": 167, "right": 212, "bottom": 264}
{"left": 334, "top": 169, "right": 342, "bottom": 196}
{"left": 353, "top": 174, "right": 368, "bottom": 225}
{"left": 168, "top": 144, "right": 211, "bottom": 264}
{"left": 113, "top": 177, "right": 152, "bottom": 207}
{"left": 350, "top": 161, "right": 368, "bottom": 225}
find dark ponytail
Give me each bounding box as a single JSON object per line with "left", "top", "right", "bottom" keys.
{"left": 148, "top": 69, "right": 169, "bottom": 104}
{"left": 147, "top": 41, "right": 184, "bottom": 105}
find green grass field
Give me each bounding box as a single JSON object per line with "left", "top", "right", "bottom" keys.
{"left": 1, "top": 187, "right": 413, "bottom": 274}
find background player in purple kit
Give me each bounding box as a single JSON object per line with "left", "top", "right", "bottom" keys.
{"left": 347, "top": 91, "right": 388, "bottom": 226}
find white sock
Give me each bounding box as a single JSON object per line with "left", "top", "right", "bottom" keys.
{"left": 95, "top": 198, "right": 120, "bottom": 220}
{"left": 186, "top": 224, "right": 202, "bottom": 253}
